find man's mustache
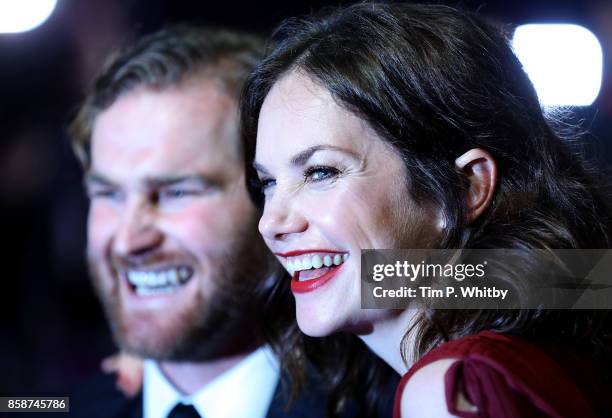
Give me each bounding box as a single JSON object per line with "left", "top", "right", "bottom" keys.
{"left": 108, "top": 251, "right": 198, "bottom": 272}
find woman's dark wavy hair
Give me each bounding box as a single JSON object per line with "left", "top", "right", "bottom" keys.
{"left": 242, "top": 1, "right": 612, "bottom": 412}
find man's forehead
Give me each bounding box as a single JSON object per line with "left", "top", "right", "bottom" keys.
{"left": 88, "top": 146, "right": 244, "bottom": 185}
{"left": 90, "top": 78, "right": 243, "bottom": 178}
{"left": 95, "top": 80, "right": 238, "bottom": 135}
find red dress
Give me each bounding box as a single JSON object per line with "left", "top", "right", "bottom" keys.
{"left": 392, "top": 331, "right": 609, "bottom": 418}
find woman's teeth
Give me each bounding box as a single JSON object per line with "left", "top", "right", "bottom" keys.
{"left": 286, "top": 253, "right": 349, "bottom": 281}
{"left": 127, "top": 266, "right": 192, "bottom": 295}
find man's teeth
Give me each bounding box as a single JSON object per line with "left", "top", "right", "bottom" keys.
{"left": 286, "top": 253, "right": 349, "bottom": 279}
{"left": 127, "top": 267, "right": 192, "bottom": 294}
{"left": 135, "top": 286, "right": 177, "bottom": 296}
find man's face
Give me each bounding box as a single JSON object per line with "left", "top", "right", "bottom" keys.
{"left": 86, "top": 79, "right": 267, "bottom": 360}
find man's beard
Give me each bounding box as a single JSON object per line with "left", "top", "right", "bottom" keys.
{"left": 88, "top": 227, "right": 273, "bottom": 362}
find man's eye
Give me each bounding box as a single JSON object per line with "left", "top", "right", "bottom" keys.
{"left": 304, "top": 165, "right": 341, "bottom": 182}
{"left": 88, "top": 189, "right": 120, "bottom": 200}
{"left": 159, "top": 189, "right": 199, "bottom": 199}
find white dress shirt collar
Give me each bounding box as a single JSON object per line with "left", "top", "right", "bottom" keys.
{"left": 143, "top": 346, "right": 279, "bottom": 418}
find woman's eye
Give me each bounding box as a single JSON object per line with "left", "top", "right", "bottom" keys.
{"left": 304, "top": 165, "right": 341, "bottom": 182}
{"left": 259, "top": 178, "right": 276, "bottom": 191}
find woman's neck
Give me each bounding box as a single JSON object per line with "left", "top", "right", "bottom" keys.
{"left": 357, "top": 309, "right": 418, "bottom": 375}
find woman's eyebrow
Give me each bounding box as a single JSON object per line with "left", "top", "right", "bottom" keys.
{"left": 253, "top": 144, "right": 359, "bottom": 174}
{"left": 252, "top": 161, "right": 269, "bottom": 175}
{"left": 290, "top": 145, "right": 359, "bottom": 166}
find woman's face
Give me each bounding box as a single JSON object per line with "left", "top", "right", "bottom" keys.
{"left": 254, "top": 71, "right": 436, "bottom": 336}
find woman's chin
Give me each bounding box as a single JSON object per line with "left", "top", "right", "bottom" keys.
{"left": 296, "top": 310, "right": 343, "bottom": 338}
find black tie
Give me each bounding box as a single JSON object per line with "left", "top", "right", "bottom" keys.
{"left": 167, "top": 403, "right": 201, "bottom": 418}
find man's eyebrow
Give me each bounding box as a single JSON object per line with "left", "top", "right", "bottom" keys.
{"left": 143, "top": 175, "right": 212, "bottom": 188}
{"left": 83, "top": 174, "right": 212, "bottom": 189}
{"left": 84, "top": 173, "right": 114, "bottom": 188}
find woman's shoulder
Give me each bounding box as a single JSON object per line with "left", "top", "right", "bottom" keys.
{"left": 393, "top": 331, "right": 598, "bottom": 418}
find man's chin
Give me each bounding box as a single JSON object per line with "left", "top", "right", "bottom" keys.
{"left": 113, "top": 317, "right": 192, "bottom": 360}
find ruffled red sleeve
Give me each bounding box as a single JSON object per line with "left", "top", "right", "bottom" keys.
{"left": 443, "top": 356, "right": 573, "bottom": 417}
{"left": 393, "top": 331, "right": 599, "bottom": 418}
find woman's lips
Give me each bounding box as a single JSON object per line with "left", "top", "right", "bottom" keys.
{"left": 275, "top": 249, "right": 349, "bottom": 294}
{"left": 291, "top": 263, "right": 344, "bottom": 293}
{"left": 275, "top": 249, "right": 346, "bottom": 257}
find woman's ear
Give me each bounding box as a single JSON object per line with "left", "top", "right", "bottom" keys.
{"left": 454, "top": 148, "right": 497, "bottom": 223}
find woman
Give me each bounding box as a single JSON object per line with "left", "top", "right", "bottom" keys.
{"left": 241, "top": 3, "right": 612, "bottom": 417}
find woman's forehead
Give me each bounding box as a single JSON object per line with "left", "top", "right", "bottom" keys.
{"left": 256, "top": 72, "right": 379, "bottom": 159}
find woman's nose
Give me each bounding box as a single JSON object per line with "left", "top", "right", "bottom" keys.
{"left": 258, "top": 194, "right": 308, "bottom": 242}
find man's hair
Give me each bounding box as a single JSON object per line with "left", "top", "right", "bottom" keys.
{"left": 70, "top": 25, "right": 263, "bottom": 168}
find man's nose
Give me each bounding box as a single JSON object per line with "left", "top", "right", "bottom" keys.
{"left": 113, "top": 198, "right": 163, "bottom": 256}
{"left": 259, "top": 193, "right": 308, "bottom": 242}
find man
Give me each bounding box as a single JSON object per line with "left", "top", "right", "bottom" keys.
{"left": 67, "top": 26, "right": 325, "bottom": 418}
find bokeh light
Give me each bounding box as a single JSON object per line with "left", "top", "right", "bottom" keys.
{"left": 0, "top": 0, "right": 58, "bottom": 33}
{"left": 513, "top": 24, "right": 603, "bottom": 106}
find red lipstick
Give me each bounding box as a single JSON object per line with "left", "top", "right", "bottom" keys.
{"left": 276, "top": 250, "right": 348, "bottom": 294}
{"left": 290, "top": 263, "right": 344, "bottom": 294}
{"left": 275, "top": 249, "right": 345, "bottom": 257}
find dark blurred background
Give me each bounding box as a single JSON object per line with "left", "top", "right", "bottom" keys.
{"left": 1, "top": 0, "right": 610, "bottom": 396}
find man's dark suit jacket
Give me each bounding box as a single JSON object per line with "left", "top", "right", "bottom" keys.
{"left": 65, "top": 369, "right": 396, "bottom": 418}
